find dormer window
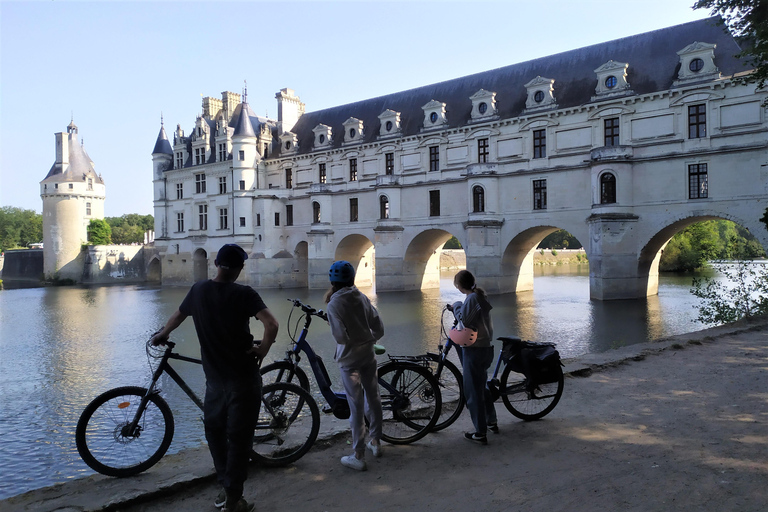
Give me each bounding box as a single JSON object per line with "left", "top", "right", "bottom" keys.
{"left": 675, "top": 42, "right": 720, "bottom": 85}
{"left": 524, "top": 77, "right": 557, "bottom": 112}
{"left": 470, "top": 89, "right": 497, "bottom": 122}
{"left": 592, "top": 61, "right": 631, "bottom": 100}
{"left": 343, "top": 117, "right": 364, "bottom": 144}
{"left": 312, "top": 124, "right": 333, "bottom": 149}
{"left": 421, "top": 100, "right": 447, "bottom": 130}
{"left": 279, "top": 132, "right": 298, "bottom": 155}
{"left": 378, "top": 110, "right": 401, "bottom": 137}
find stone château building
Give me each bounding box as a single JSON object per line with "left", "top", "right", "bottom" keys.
{"left": 151, "top": 18, "right": 768, "bottom": 299}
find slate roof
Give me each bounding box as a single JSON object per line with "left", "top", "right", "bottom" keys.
{"left": 283, "top": 17, "right": 748, "bottom": 157}
{"left": 43, "top": 133, "right": 103, "bottom": 183}
{"left": 152, "top": 124, "right": 173, "bottom": 155}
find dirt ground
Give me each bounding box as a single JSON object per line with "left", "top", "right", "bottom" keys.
{"left": 109, "top": 325, "right": 767, "bottom": 512}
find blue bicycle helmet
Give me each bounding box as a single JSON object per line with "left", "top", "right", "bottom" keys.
{"left": 329, "top": 260, "right": 355, "bottom": 285}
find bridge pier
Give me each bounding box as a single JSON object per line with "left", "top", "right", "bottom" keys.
{"left": 588, "top": 213, "right": 648, "bottom": 300}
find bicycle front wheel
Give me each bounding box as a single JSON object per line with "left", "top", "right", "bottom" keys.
{"left": 378, "top": 362, "right": 441, "bottom": 444}
{"left": 251, "top": 382, "right": 320, "bottom": 466}
{"left": 260, "top": 360, "right": 311, "bottom": 391}
{"left": 76, "top": 386, "right": 174, "bottom": 477}
{"left": 424, "top": 354, "right": 464, "bottom": 431}
{"left": 500, "top": 365, "right": 564, "bottom": 421}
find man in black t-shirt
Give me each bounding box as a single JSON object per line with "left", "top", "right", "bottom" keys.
{"left": 152, "top": 244, "right": 278, "bottom": 512}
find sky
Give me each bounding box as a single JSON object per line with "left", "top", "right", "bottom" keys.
{"left": 0, "top": 0, "right": 714, "bottom": 217}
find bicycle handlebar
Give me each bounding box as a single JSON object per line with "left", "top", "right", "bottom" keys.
{"left": 287, "top": 298, "right": 328, "bottom": 322}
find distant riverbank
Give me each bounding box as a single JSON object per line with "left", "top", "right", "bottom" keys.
{"left": 441, "top": 248, "right": 588, "bottom": 270}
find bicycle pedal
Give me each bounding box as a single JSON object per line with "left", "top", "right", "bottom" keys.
{"left": 322, "top": 405, "right": 334, "bottom": 414}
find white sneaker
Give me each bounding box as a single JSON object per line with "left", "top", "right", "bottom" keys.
{"left": 341, "top": 454, "right": 367, "bottom": 471}
{"left": 366, "top": 440, "right": 383, "bottom": 458}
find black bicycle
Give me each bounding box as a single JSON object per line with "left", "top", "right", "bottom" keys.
{"left": 392, "top": 306, "right": 565, "bottom": 430}
{"left": 260, "top": 299, "right": 442, "bottom": 444}
{"left": 76, "top": 339, "right": 320, "bottom": 477}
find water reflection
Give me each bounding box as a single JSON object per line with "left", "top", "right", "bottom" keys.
{"left": 0, "top": 267, "right": 720, "bottom": 498}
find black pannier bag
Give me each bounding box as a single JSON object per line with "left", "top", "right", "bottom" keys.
{"left": 499, "top": 337, "right": 563, "bottom": 385}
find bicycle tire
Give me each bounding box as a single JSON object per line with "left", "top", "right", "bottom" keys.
{"left": 378, "top": 362, "right": 441, "bottom": 444}
{"left": 251, "top": 382, "right": 320, "bottom": 466}
{"left": 76, "top": 386, "right": 174, "bottom": 477}
{"left": 500, "top": 365, "right": 564, "bottom": 421}
{"left": 260, "top": 360, "right": 311, "bottom": 391}
{"left": 423, "top": 354, "right": 464, "bottom": 431}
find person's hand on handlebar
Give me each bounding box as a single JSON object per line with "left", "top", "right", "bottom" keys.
{"left": 446, "top": 303, "right": 454, "bottom": 312}
{"left": 150, "top": 331, "right": 169, "bottom": 346}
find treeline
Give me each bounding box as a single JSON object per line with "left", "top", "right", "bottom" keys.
{"left": 0, "top": 207, "right": 42, "bottom": 252}
{"left": 0, "top": 207, "right": 153, "bottom": 252}
{"left": 660, "top": 220, "right": 765, "bottom": 272}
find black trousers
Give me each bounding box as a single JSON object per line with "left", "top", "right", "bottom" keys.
{"left": 203, "top": 372, "right": 262, "bottom": 500}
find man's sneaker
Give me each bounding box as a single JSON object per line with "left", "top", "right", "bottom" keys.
{"left": 214, "top": 488, "right": 227, "bottom": 508}
{"left": 488, "top": 423, "right": 499, "bottom": 434}
{"left": 366, "top": 440, "right": 383, "bottom": 458}
{"left": 341, "top": 454, "right": 367, "bottom": 471}
{"left": 223, "top": 498, "right": 256, "bottom": 512}
{"left": 464, "top": 432, "right": 488, "bottom": 445}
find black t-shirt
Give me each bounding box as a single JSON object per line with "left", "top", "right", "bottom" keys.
{"left": 179, "top": 280, "right": 267, "bottom": 385}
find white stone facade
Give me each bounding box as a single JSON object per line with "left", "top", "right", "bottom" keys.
{"left": 152, "top": 19, "right": 768, "bottom": 299}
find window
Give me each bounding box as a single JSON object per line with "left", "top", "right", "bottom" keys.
{"left": 219, "top": 208, "right": 228, "bottom": 230}
{"left": 195, "top": 148, "right": 204, "bottom": 165}
{"left": 239, "top": 180, "right": 245, "bottom": 191}
{"left": 533, "top": 129, "right": 546, "bottom": 159}
{"left": 238, "top": 150, "right": 245, "bottom": 161}
{"left": 176, "top": 152, "right": 184, "bottom": 169}
{"left": 600, "top": 173, "right": 616, "bottom": 204}
{"left": 429, "top": 190, "right": 440, "bottom": 216}
{"left": 533, "top": 179, "right": 547, "bottom": 210}
{"left": 198, "top": 204, "right": 208, "bottom": 230}
{"left": 69, "top": 183, "right": 73, "bottom": 189}
{"left": 176, "top": 183, "right": 183, "bottom": 199}
{"left": 87, "top": 178, "right": 93, "bottom": 191}
{"left": 472, "top": 185, "right": 485, "bottom": 213}
{"left": 349, "top": 198, "right": 358, "bottom": 222}
{"left": 86, "top": 202, "right": 91, "bottom": 216}
{"left": 218, "top": 176, "right": 227, "bottom": 195}
{"left": 534, "top": 90, "right": 545, "bottom": 103}
{"left": 319, "top": 163, "right": 326, "bottom": 184}
{"left": 429, "top": 146, "right": 439, "bottom": 172}
{"left": 689, "top": 58, "right": 704, "bottom": 72}
{"left": 286, "top": 168, "right": 293, "bottom": 189}
{"left": 239, "top": 216, "right": 246, "bottom": 227}
{"left": 605, "top": 76, "right": 617, "bottom": 89}
{"left": 604, "top": 118, "right": 619, "bottom": 147}
{"left": 177, "top": 212, "right": 184, "bottom": 232}
{"left": 379, "top": 195, "right": 390, "bottom": 219}
{"left": 218, "top": 143, "right": 227, "bottom": 161}
{"left": 263, "top": 143, "right": 269, "bottom": 157}
{"left": 688, "top": 104, "right": 707, "bottom": 138}
{"left": 312, "top": 201, "right": 321, "bottom": 223}
{"left": 195, "top": 174, "right": 206, "bottom": 194}
{"left": 385, "top": 153, "right": 394, "bottom": 175}
{"left": 286, "top": 205, "right": 294, "bottom": 226}
{"left": 688, "top": 163, "right": 708, "bottom": 199}
{"left": 350, "top": 158, "right": 358, "bottom": 181}
{"left": 256, "top": 213, "right": 261, "bottom": 227}
{"left": 274, "top": 212, "right": 280, "bottom": 226}
{"left": 478, "top": 138, "right": 489, "bottom": 163}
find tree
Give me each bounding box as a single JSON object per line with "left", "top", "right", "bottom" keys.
{"left": 104, "top": 214, "right": 154, "bottom": 244}
{"left": 87, "top": 219, "right": 112, "bottom": 245}
{"left": 537, "top": 230, "right": 582, "bottom": 250}
{"left": 691, "top": 257, "right": 768, "bottom": 324}
{"left": 0, "top": 206, "right": 43, "bottom": 252}
{"left": 694, "top": 1, "right": 768, "bottom": 102}
{"left": 660, "top": 220, "right": 765, "bottom": 271}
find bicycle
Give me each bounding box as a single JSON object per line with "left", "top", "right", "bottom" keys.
{"left": 75, "top": 338, "right": 320, "bottom": 477}
{"left": 392, "top": 306, "right": 564, "bottom": 430}
{"left": 260, "top": 299, "right": 442, "bottom": 444}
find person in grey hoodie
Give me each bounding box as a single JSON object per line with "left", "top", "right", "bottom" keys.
{"left": 324, "top": 260, "right": 384, "bottom": 471}
{"left": 449, "top": 269, "right": 497, "bottom": 445}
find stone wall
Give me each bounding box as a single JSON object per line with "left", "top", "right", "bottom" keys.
{"left": 82, "top": 245, "right": 146, "bottom": 283}
{"left": 440, "top": 248, "right": 588, "bottom": 271}
{"left": 0, "top": 249, "right": 44, "bottom": 282}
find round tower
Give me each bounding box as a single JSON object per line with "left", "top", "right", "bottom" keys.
{"left": 152, "top": 119, "right": 173, "bottom": 239}
{"left": 231, "top": 98, "right": 258, "bottom": 236}
{"left": 40, "top": 121, "right": 106, "bottom": 280}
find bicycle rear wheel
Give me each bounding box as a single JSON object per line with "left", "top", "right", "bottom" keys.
{"left": 260, "top": 360, "right": 311, "bottom": 391}
{"left": 251, "top": 382, "right": 320, "bottom": 466}
{"left": 378, "top": 362, "right": 441, "bottom": 444}
{"left": 500, "top": 365, "right": 564, "bottom": 421}
{"left": 76, "top": 386, "right": 174, "bottom": 477}
{"left": 424, "top": 354, "right": 464, "bottom": 431}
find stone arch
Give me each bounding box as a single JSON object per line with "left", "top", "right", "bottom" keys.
{"left": 402, "top": 229, "right": 455, "bottom": 290}
{"left": 335, "top": 234, "right": 375, "bottom": 287}
{"left": 147, "top": 255, "right": 161, "bottom": 282}
{"left": 637, "top": 210, "right": 763, "bottom": 297}
{"left": 193, "top": 248, "right": 208, "bottom": 282}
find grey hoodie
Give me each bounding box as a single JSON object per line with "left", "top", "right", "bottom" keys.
{"left": 326, "top": 286, "right": 384, "bottom": 368}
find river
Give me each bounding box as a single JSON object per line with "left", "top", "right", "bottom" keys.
{"left": 0, "top": 265, "right": 729, "bottom": 499}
